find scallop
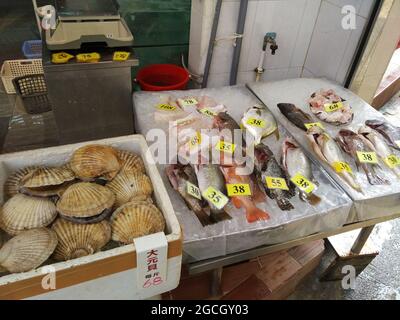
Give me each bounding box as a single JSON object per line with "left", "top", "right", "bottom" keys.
{"left": 3, "top": 166, "right": 38, "bottom": 200}
{"left": 106, "top": 172, "right": 153, "bottom": 207}
{"left": 51, "top": 219, "right": 111, "bottom": 261}
{"left": 110, "top": 202, "right": 165, "bottom": 244}
{"left": 20, "top": 166, "right": 76, "bottom": 197}
{"left": 70, "top": 144, "right": 121, "bottom": 180}
{"left": 57, "top": 182, "right": 115, "bottom": 223}
{"left": 117, "top": 150, "right": 145, "bottom": 174}
{"left": 0, "top": 194, "right": 57, "bottom": 236}
{"left": 0, "top": 228, "right": 58, "bottom": 273}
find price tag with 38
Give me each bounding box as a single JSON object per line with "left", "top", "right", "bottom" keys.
{"left": 290, "top": 173, "right": 315, "bottom": 194}
{"left": 265, "top": 177, "right": 289, "bottom": 190}
{"left": 246, "top": 118, "right": 266, "bottom": 128}
{"left": 357, "top": 151, "right": 378, "bottom": 164}
{"left": 202, "top": 187, "right": 229, "bottom": 210}
{"left": 226, "top": 184, "right": 252, "bottom": 196}
{"left": 332, "top": 161, "right": 353, "bottom": 174}
{"left": 216, "top": 141, "right": 236, "bottom": 154}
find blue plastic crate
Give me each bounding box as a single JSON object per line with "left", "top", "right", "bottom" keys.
{"left": 22, "top": 40, "right": 42, "bottom": 59}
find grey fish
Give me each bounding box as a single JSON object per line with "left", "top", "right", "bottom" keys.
{"left": 166, "top": 164, "right": 213, "bottom": 226}
{"left": 254, "top": 144, "right": 295, "bottom": 211}
{"left": 195, "top": 164, "right": 231, "bottom": 222}
{"left": 365, "top": 119, "right": 400, "bottom": 151}
{"left": 277, "top": 103, "right": 314, "bottom": 131}
{"left": 336, "top": 129, "right": 389, "bottom": 185}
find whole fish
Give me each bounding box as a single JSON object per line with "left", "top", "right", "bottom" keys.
{"left": 241, "top": 104, "right": 278, "bottom": 144}
{"left": 336, "top": 129, "right": 389, "bottom": 185}
{"left": 195, "top": 164, "right": 231, "bottom": 222}
{"left": 166, "top": 164, "right": 213, "bottom": 226}
{"left": 254, "top": 144, "right": 295, "bottom": 211}
{"left": 359, "top": 126, "right": 400, "bottom": 177}
{"left": 281, "top": 138, "right": 321, "bottom": 205}
{"left": 221, "top": 166, "right": 270, "bottom": 223}
{"left": 306, "top": 126, "right": 362, "bottom": 192}
{"left": 365, "top": 119, "right": 400, "bottom": 151}
{"left": 277, "top": 103, "right": 314, "bottom": 131}
{"left": 308, "top": 89, "right": 353, "bottom": 125}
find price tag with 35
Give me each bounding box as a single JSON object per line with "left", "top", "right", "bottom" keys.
{"left": 226, "top": 184, "right": 252, "bottom": 196}
{"left": 290, "top": 173, "right": 315, "bottom": 194}
{"left": 324, "top": 101, "right": 343, "bottom": 113}
{"left": 246, "top": 118, "right": 266, "bottom": 128}
{"left": 384, "top": 154, "right": 400, "bottom": 169}
{"left": 357, "top": 151, "right": 378, "bottom": 164}
{"left": 186, "top": 181, "right": 202, "bottom": 200}
{"left": 216, "top": 141, "right": 236, "bottom": 154}
{"left": 265, "top": 177, "right": 289, "bottom": 190}
{"left": 157, "top": 104, "right": 176, "bottom": 111}
{"left": 202, "top": 187, "right": 229, "bottom": 210}
{"left": 332, "top": 161, "right": 353, "bottom": 174}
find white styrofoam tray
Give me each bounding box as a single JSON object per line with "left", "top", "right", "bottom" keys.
{"left": 0, "top": 134, "right": 182, "bottom": 300}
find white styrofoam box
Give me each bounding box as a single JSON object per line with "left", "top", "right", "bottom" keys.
{"left": 0, "top": 135, "right": 182, "bottom": 300}
{"left": 304, "top": 1, "right": 367, "bottom": 84}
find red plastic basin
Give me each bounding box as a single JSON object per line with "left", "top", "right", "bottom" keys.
{"left": 136, "top": 64, "right": 190, "bottom": 91}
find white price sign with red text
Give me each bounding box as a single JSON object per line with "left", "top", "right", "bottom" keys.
{"left": 134, "top": 232, "right": 168, "bottom": 290}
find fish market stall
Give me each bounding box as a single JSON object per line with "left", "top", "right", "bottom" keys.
{"left": 132, "top": 85, "right": 353, "bottom": 263}
{"left": 247, "top": 78, "right": 400, "bottom": 223}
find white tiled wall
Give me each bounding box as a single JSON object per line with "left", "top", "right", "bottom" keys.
{"left": 189, "top": 0, "right": 374, "bottom": 88}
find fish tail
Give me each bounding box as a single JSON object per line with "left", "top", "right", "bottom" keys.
{"left": 210, "top": 210, "right": 232, "bottom": 223}
{"left": 246, "top": 206, "right": 270, "bottom": 223}
{"left": 193, "top": 209, "right": 214, "bottom": 227}
{"left": 366, "top": 172, "right": 390, "bottom": 185}
{"left": 277, "top": 198, "right": 294, "bottom": 211}
{"left": 305, "top": 193, "right": 321, "bottom": 206}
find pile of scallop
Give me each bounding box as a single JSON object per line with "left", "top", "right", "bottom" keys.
{"left": 0, "top": 144, "right": 165, "bottom": 274}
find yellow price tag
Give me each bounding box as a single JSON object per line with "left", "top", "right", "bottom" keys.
{"left": 202, "top": 186, "right": 229, "bottom": 210}
{"left": 76, "top": 52, "right": 101, "bottom": 63}
{"left": 182, "top": 98, "right": 198, "bottom": 106}
{"left": 186, "top": 181, "right": 202, "bottom": 200}
{"left": 396, "top": 141, "right": 400, "bottom": 148}
{"left": 246, "top": 118, "right": 266, "bottom": 128}
{"left": 265, "top": 177, "right": 289, "bottom": 190}
{"left": 157, "top": 104, "right": 176, "bottom": 111}
{"left": 332, "top": 161, "right": 353, "bottom": 174}
{"left": 304, "top": 122, "right": 325, "bottom": 130}
{"left": 291, "top": 173, "right": 315, "bottom": 194}
{"left": 199, "top": 108, "right": 217, "bottom": 117}
{"left": 113, "top": 51, "right": 130, "bottom": 61}
{"left": 216, "top": 141, "right": 236, "bottom": 154}
{"left": 226, "top": 184, "right": 252, "bottom": 196}
{"left": 51, "top": 52, "right": 74, "bottom": 64}
{"left": 324, "top": 101, "right": 343, "bottom": 113}
{"left": 189, "top": 132, "right": 202, "bottom": 149}
{"left": 357, "top": 151, "right": 378, "bottom": 164}
{"left": 384, "top": 154, "right": 400, "bottom": 169}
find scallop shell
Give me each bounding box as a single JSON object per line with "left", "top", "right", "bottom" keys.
{"left": 110, "top": 202, "right": 165, "bottom": 244}
{"left": 106, "top": 172, "right": 153, "bottom": 207}
{"left": 3, "top": 166, "right": 38, "bottom": 200}
{"left": 22, "top": 166, "right": 75, "bottom": 188}
{"left": 70, "top": 145, "right": 121, "bottom": 180}
{"left": 0, "top": 228, "right": 58, "bottom": 273}
{"left": 117, "top": 150, "right": 145, "bottom": 174}
{"left": 0, "top": 194, "right": 57, "bottom": 236}
{"left": 51, "top": 219, "right": 111, "bottom": 261}
{"left": 57, "top": 182, "right": 115, "bottom": 218}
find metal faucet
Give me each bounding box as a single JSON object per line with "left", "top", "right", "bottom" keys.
{"left": 263, "top": 34, "right": 278, "bottom": 55}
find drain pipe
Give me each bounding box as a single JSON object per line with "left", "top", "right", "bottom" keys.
{"left": 229, "top": 0, "right": 248, "bottom": 85}
{"left": 202, "top": 0, "right": 223, "bottom": 88}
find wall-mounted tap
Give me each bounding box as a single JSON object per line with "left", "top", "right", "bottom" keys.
{"left": 255, "top": 32, "right": 279, "bottom": 82}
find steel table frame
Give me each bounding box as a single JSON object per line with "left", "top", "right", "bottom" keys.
{"left": 186, "top": 212, "right": 400, "bottom": 293}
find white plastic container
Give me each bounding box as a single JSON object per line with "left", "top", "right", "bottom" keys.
{"left": 0, "top": 135, "right": 182, "bottom": 300}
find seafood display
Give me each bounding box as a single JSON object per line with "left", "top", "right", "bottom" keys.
{"left": 365, "top": 120, "right": 400, "bottom": 151}
{"left": 281, "top": 139, "right": 321, "bottom": 205}
{"left": 277, "top": 103, "right": 314, "bottom": 131}
{"left": 308, "top": 89, "right": 353, "bottom": 125}
{"left": 336, "top": 129, "right": 389, "bottom": 185}
{"left": 241, "top": 105, "right": 278, "bottom": 144}
{"left": 254, "top": 144, "right": 295, "bottom": 211}
{"left": 0, "top": 144, "right": 165, "bottom": 275}
{"left": 306, "top": 126, "right": 361, "bottom": 192}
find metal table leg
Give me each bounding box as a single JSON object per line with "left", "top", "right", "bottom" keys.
{"left": 350, "top": 225, "right": 375, "bottom": 254}
{"left": 210, "top": 267, "right": 223, "bottom": 297}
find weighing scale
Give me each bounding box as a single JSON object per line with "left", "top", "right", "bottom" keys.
{"left": 45, "top": 0, "right": 134, "bottom": 50}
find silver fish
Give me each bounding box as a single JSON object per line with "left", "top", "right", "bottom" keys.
{"left": 281, "top": 138, "right": 321, "bottom": 205}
